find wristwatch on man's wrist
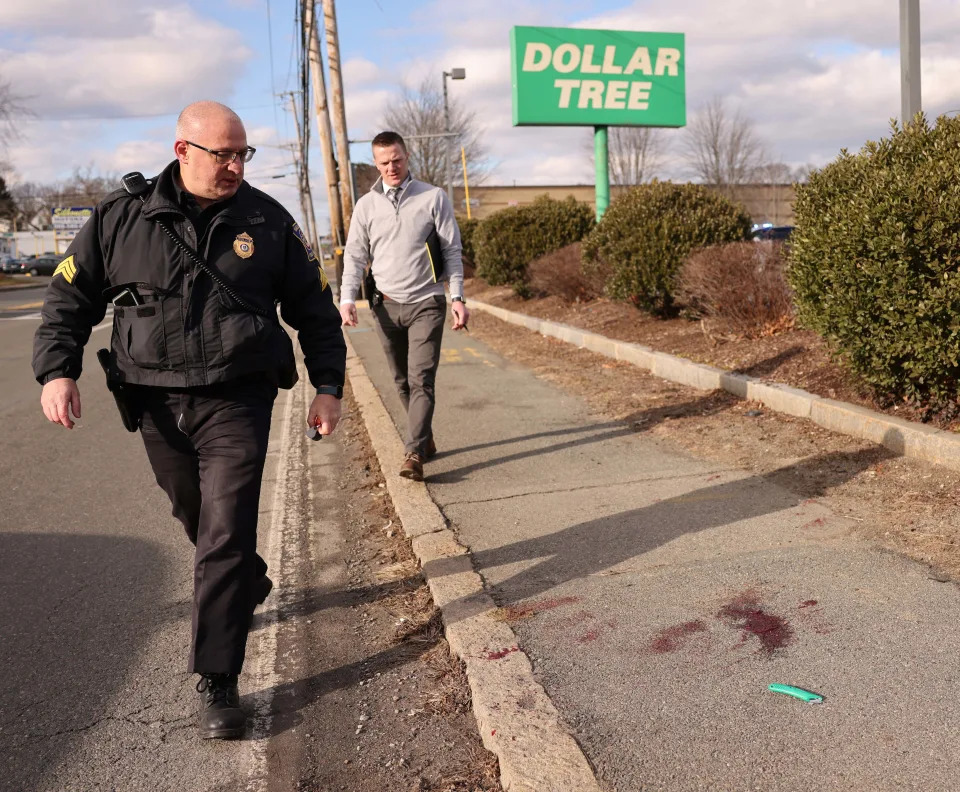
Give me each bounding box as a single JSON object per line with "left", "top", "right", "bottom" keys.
{"left": 316, "top": 385, "right": 343, "bottom": 399}
{"left": 452, "top": 296, "right": 465, "bottom": 304}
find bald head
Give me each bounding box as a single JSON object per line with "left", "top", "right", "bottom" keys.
{"left": 174, "top": 101, "right": 248, "bottom": 208}
{"left": 176, "top": 101, "right": 244, "bottom": 140}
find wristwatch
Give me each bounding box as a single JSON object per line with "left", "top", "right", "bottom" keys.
{"left": 316, "top": 385, "right": 343, "bottom": 399}
{"left": 452, "top": 296, "right": 465, "bottom": 304}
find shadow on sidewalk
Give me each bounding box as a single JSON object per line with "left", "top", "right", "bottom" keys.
{"left": 249, "top": 442, "right": 898, "bottom": 739}
{"left": 426, "top": 442, "right": 895, "bottom": 619}
{"left": 431, "top": 389, "right": 741, "bottom": 483}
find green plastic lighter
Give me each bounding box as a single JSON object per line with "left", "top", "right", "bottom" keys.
{"left": 768, "top": 684, "right": 823, "bottom": 703}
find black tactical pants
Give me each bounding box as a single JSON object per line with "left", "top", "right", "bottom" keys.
{"left": 137, "top": 379, "right": 277, "bottom": 675}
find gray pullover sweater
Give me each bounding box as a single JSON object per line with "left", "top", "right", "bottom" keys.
{"left": 341, "top": 176, "right": 464, "bottom": 304}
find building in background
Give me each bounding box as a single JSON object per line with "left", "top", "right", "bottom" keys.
{"left": 446, "top": 183, "right": 796, "bottom": 225}
{"left": 1, "top": 230, "right": 58, "bottom": 259}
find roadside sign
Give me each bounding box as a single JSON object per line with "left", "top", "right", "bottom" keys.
{"left": 52, "top": 207, "right": 93, "bottom": 253}
{"left": 510, "top": 26, "right": 685, "bottom": 127}
{"left": 51, "top": 207, "right": 93, "bottom": 231}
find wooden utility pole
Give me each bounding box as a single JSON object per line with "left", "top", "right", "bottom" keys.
{"left": 305, "top": 0, "right": 346, "bottom": 294}
{"left": 322, "top": 0, "right": 354, "bottom": 231}
{"left": 286, "top": 93, "right": 321, "bottom": 257}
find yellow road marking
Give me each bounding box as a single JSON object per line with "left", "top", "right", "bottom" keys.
{"left": 4, "top": 301, "right": 44, "bottom": 310}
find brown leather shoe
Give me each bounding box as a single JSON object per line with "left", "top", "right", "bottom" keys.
{"left": 424, "top": 435, "right": 437, "bottom": 459}
{"left": 400, "top": 452, "right": 424, "bottom": 481}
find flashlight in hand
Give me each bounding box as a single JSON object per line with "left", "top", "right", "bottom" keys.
{"left": 305, "top": 421, "right": 324, "bottom": 441}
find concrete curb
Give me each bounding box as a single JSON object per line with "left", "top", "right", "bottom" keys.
{"left": 343, "top": 334, "right": 601, "bottom": 792}
{"left": 472, "top": 300, "right": 960, "bottom": 473}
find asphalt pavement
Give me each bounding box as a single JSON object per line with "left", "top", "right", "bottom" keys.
{"left": 9, "top": 273, "right": 960, "bottom": 791}
{"left": 0, "top": 289, "right": 344, "bottom": 792}
{"left": 346, "top": 304, "right": 960, "bottom": 792}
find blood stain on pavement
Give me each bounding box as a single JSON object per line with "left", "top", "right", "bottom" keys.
{"left": 648, "top": 620, "right": 708, "bottom": 654}
{"left": 718, "top": 590, "right": 793, "bottom": 656}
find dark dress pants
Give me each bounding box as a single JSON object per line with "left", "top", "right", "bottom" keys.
{"left": 371, "top": 295, "right": 446, "bottom": 456}
{"left": 137, "top": 379, "right": 276, "bottom": 674}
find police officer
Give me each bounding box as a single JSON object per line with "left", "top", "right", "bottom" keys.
{"left": 32, "top": 101, "right": 346, "bottom": 740}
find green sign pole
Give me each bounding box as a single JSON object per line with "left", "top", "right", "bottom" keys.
{"left": 595, "top": 125, "right": 609, "bottom": 221}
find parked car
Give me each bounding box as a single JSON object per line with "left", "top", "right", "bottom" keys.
{"left": 0, "top": 256, "right": 19, "bottom": 273}
{"left": 3, "top": 256, "right": 33, "bottom": 273}
{"left": 752, "top": 225, "right": 795, "bottom": 242}
{"left": 20, "top": 255, "right": 61, "bottom": 276}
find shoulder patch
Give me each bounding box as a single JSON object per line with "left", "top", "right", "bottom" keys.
{"left": 53, "top": 255, "right": 77, "bottom": 284}
{"left": 292, "top": 222, "right": 317, "bottom": 262}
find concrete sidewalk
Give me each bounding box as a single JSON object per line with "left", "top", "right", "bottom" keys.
{"left": 345, "top": 305, "right": 960, "bottom": 792}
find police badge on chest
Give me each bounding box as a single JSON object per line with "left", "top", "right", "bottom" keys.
{"left": 233, "top": 232, "right": 254, "bottom": 259}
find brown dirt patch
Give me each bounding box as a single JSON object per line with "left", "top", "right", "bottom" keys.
{"left": 270, "top": 385, "right": 501, "bottom": 792}
{"left": 464, "top": 278, "right": 960, "bottom": 582}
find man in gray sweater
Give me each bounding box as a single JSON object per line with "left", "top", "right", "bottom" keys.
{"left": 340, "top": 131, "right": 469, "bottom": 481}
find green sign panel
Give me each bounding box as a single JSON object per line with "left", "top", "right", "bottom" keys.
{"left": 510, "top": 26, "right": 685, "bottom": 127}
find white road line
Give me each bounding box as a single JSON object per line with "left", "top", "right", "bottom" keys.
{"left": 244, "top": 367, "right": 302, "bottom": 790}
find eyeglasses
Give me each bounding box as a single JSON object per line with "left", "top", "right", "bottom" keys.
{"left": 184, "top": 140, "right": 256, "bottom": 164}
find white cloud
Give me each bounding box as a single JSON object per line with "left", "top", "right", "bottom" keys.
{"left": 0, "top": 0, "right": 151, "bottom": 37}
{"left": 378, "top": 0, "right": 960, "bottom": 182}
{"left": 2, "top": 5, "right": 252, "bottom": 120}
{"left": 9, "top": 0, "right": 960, "bottom": 206}
{"left": 344, "top": 58, "right": 383, "bottom": 88}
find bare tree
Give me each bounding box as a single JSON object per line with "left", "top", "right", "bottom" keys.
{"left": 56, "top": 166, "right": 120, "bottom": 205}
{"left": 378, "top": 78, "right": 489, "bottom": 193}
{"left": 682, "top": 96, "right": 768, "bottom": 198}
{"left": 9, "top": 168, "right": 119, "bottom": 230}
{"left": 608, "top": 127, "right": 668, "bottom": 186}
{"left": 791, "top": 163, "right": 816, "bottom": 184}
{"left": 0, "top": 75, "right": 31, "bottom": 149}
{"left": 9, "top": 182, "right": 49, "bottom": 229}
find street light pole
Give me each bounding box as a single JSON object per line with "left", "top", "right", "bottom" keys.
{"left": 442, "top": 68, "right": 466, "bottom": 207}
{"left": 900, "top": 0, "right": 921, "bottom": 124}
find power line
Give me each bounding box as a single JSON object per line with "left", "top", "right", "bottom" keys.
{"left": 266, "top": 0, "right": 280, "bottom": 134}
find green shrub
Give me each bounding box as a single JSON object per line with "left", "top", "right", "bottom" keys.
{"left": 456, "top": 216, "right": 480, "bottom": 274}
{"left": 581, "top": 182, "right": 752, "bottom": 315}
{"left": 474, "top": 195, "right": 595, "bottom": 293}
{"left": 457, "top": 217, "right": 480, "bottom": 277}
{"left": 788, "top": 114, "right": 960, "bottom": 412}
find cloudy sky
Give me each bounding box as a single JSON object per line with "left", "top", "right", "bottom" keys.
{"left": 3, "top": 0, "right": 960, "bottom": 232}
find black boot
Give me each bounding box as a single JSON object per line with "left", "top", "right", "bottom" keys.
{"left": 196, "top": 673, "right": 246, "bottom": 739}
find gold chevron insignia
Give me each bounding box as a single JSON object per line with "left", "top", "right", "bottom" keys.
{"left": 53, "top": 256, "right": 77, "bottom": 284}
{"left": 317, "top": 264, "right": 328, "bottom": 290}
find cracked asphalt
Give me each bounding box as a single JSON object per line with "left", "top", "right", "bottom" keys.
{"left": 1, "top": 297, "right": 265, "bottom": 791}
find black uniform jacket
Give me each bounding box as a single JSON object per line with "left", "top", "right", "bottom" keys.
{"left": 33, "top": 161, "right": 345, "bottom": 391}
